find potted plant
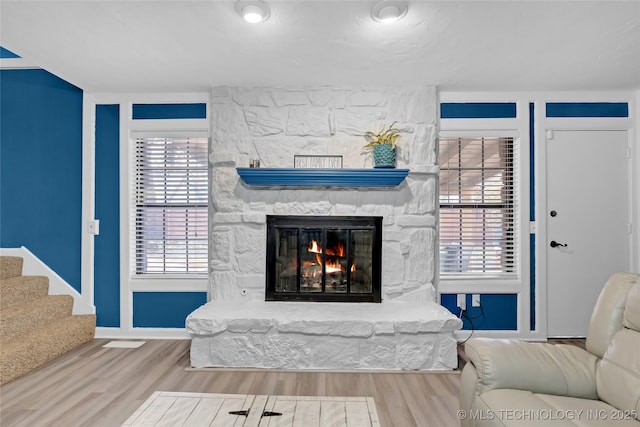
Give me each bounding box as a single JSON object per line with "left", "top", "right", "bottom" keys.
{"left": 362, "top": 122, "right": 401, "bottom": 168}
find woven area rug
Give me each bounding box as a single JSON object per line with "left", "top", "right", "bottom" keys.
{"left": 122, "top": 391, "right": 380, "bottom": 426}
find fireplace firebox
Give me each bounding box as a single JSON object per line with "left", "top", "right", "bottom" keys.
{"left": 266, "top": 216, "right": 382, "bottom": 302}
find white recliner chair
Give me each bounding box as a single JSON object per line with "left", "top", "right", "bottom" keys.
{"left": 459, "top": 272, "right": 640, "bottom": 426}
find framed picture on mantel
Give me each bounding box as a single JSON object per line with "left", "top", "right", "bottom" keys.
{"left": 294, "top": 155, "right": 343, "bottom": 169}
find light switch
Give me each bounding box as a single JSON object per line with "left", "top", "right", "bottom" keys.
{"left": 88, "top": 219, "right": 100, "bottom": 235}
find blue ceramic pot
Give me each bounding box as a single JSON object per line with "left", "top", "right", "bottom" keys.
{"left": 373, "top": 143, "right": 396, "bottom": 168}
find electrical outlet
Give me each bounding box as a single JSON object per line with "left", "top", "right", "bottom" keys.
{"left": 457, "top": 293, "right": 466, "bottom": 311}
{"left": 472, "top": 294, "right": 481, "bottom": 307}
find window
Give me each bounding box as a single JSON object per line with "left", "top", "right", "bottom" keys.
{"left": 133, "top": 137, "right": 208, "bottom": 275}
{"left": 439, "top": 137, "right": 517, "bottom": 278}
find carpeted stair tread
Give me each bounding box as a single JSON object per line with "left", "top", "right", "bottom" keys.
{"left": 0, "top": 276, "right": 49, "bottom": 309}
{"left": 0, "top": 313, "right": 96, "bottom": 385}
{"left": 1, "top": 294, "right": 74, "bottom": 340}
{"left": 0, "top": 256, "right": 24, "bottom": 280}
{"left": 0, "top": 256, "right": 97, "bottom": 384}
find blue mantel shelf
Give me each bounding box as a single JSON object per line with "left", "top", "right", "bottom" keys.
{"left": 236, "top": 168, "right": 410, "bottom": 187}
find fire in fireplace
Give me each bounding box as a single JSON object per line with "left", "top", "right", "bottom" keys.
{"left": 266, "top": 216, "right": 382, "bottom": 302}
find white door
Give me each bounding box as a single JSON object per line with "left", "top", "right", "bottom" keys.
{"left": 546, "top": 129, "right": 630, "bottom": 337}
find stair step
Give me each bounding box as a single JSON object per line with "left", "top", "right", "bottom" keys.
{"left": 0, "top": 276, "right": 49, "bottom": 309}
{"left": 0, "top": 295, "right": 74, "bottom": 340}
{"left": 0, "top": 314, "right": 96, "bottom": 385}
{"left": 0, "top": 256, "right": 24, "bottom": 280}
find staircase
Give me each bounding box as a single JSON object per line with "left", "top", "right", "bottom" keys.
{"left": 0, "top": 256, "right": 96, "bottom": 385}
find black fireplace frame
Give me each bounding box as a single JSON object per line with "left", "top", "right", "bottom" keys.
{"left": 266, "top": 215, "right": 382, "bottom": 303}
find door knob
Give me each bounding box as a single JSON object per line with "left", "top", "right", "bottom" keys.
{"left": 550, "top": 210, "right": 557, "bottom": 217}
{"left": 550, "top": 240, "right": 568, "bottom": 248}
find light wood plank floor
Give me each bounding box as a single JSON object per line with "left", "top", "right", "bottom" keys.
{"left": 0, "top": 339, "right": 461, "bottom": 427}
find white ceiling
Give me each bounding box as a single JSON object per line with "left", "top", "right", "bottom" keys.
{"left": 1, "top": 1, "right": 639, "bottom": 93}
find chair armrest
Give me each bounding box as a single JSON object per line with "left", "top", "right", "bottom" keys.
{"left": 464, "top": 338, "right": 599, "bottom": 399}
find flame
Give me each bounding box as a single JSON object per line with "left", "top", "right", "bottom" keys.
{"left": 325, "top": 260, "right": 342, "bottom": 274}
{"left": 328, "top": 243, "right": 345, "bottom": 257}
{"left": 308, "top": 240, "right": 345, "bottom": 257}
{"left": 308, "top": 240, "right": 322, "bottom": 254}
{"left": 306, "top": 239, "right": 355, "bottom": 275}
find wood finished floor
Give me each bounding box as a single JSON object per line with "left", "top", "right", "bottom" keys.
{"left": 0, "top": 339, "right": 462, "bottom": 427}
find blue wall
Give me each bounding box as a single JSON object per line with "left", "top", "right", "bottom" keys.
{"left": 0, "top": 46, "right": 21, "bottom": 59}
{"left": 546, "top": 102, "right": 629, "bottom": 118}
{"left": 133, "top": 292, "right": 207, "bottom": 328}
{"left": 439, "top": 102, "right": 523, "bottom": 330}
{"left": 441, "top": 293, "right": 518, "bottom": 330}
{"left": 94, "top": 105, "right": 121, "bottom": 327}
{"left": 132, "top": 103, "right": 206, "bottom": 120}
{"left": 0, "top": 69, "right": 83, "bottom": 290}
{"left": 0, "top": 72, "right": 206, "bottom": 329}
{"left": 440, "top": 102, "right": 517, "bottom": 119}
{"left": 92, "top": 102, "right": 208, "bottom": 329}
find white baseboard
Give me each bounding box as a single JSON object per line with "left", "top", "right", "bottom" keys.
{"left": 95, "top": 327, "right": 191, "bottom": 340}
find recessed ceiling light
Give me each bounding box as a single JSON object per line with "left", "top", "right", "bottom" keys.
{"left": 371, "top": 1, "right": 408, "bottom": 23}
{"left": 235, "top": 0, "right": 271, "bottom": 24}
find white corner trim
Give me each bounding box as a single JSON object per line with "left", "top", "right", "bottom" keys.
{"left": 81, "top": 94, "right": 97, "bottom": 308}
{"left": 0, "top": 58, "right": 40, "bottom": 69}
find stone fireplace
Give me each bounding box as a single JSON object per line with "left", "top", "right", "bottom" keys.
{"left": 186, "top": 85, "right": 462, "bottom": 370}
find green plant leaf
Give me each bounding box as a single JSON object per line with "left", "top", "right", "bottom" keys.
{"left": 362, "top": 122, "right": 401, "bottom": 149}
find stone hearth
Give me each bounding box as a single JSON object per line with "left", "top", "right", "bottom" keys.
{"left": 186, "top": 85, "right": 462, "bottom": 371}
{"left": 188, "top": 301, "right": 461, "bottom": 370}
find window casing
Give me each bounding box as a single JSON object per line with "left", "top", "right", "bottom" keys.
{"left": 439, "top": 137, "right": 518, "bottom": 279}
{"left": 132, "top": 137, "right": 208, "bottom": 276}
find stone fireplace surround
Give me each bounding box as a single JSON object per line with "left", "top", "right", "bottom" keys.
{"left": 186, "top": 85, "right": 462, "bottom": 370}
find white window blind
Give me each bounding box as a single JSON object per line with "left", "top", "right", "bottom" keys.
{"left": 439, "top": 137, "right": 517, "bottom": 278}
{"left": 133, "top": 137, "right": 208, "bottom": 275}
